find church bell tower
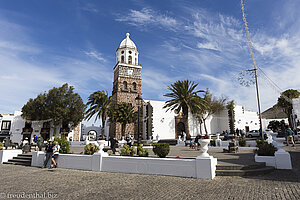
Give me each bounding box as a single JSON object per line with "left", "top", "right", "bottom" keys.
{"left": 110, "top": 33, "right": 142, "bottom": 139}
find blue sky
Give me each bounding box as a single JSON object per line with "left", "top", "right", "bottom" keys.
{"left": 1, "top": 0, "right": 300, "bottom": 126}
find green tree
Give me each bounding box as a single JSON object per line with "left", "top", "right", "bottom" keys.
{"left": 192, "top": 90, "right": 226, "bottom": 135}
{"left": 277, "top": 89, "right": 300, "bottom": 128}
{"left": 164, "top": 80, "right": 206, "bottom": 139}
{"left": 109, "top": 102, "right": 137, "bottom": 137}
{"left": 22, "top": 83, "right": 86, "bottom": 135}
{"left": 85, "top": 91, "right": 111, "bottom": 136}
{"left": 226, "top": 100, "right": 235, "bottom": 134}
{"left": 267, "top": 120, "right": 281, "bottom": 132}
{"left": 21, "top": 93, "right": 47, "bottom": 121}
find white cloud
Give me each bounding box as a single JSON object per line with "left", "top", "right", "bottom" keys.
{"left": 81, "top": 3, "right": 99, "bottom": 13}
{"left": 115, "top": 8, "right": 178, "bottom": 30}
{"left": 85, "top": 51, "right": 107, "bottom": 62}
{"left": 197, "top": 42, "right": 220, "bottom": 51}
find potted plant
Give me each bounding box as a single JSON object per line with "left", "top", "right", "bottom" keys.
{"left": 84, "top": 143, "right": 99, "bottom": 155}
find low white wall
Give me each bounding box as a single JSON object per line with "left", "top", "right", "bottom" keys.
{"left": 31, "top": 152, "right": 217, "bottom": 179}
{"left": 254, "top": 151, "right": 292, "bottom": 169}
{"left": 221, "top": 140, "right": 257, "bottom": 147}
{"left": 255, "top": 154, "right": 276, "bottom": 167}
{"left": 31, "top": 151, "right": 102, "bottom": 171}
{"left": 0, "top": 150, "right": 22, "bottom": 163}
{"left": 102, "top": 156, "right": 196, "bottom": 178}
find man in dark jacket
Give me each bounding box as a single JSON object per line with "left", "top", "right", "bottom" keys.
{"left": 43, "top": 141, "right": 53, "bottom": 168}
{"left": 110, "top": 137, "right": 118, "bottom": 154}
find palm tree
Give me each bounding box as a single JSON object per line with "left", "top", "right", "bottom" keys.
{"left": 85, "top": 91, "right": 111, "bottom": 136}
{"left": 226, "top": 100, "right": 235, "bottom": 134}
{"left": 164, "top": 80, "right": 206, "bottom": 139}
{"left": 109, "top": 102, "right": 137, "bottom": 137}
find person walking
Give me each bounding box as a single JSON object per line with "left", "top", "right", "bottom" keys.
{"left": 43, "top": 141, "right": 53, "bottom": 168}
{"left": 126, "top": 133, "right": 132, "bottom": 147}
{"left": 286, "top": 127, "right": 295, "bottom": 147}
{"left": 194, "top": 135, "right": 200, "bottom": 150}
{"left": 110, "top": 137, "right": 118, "bottom": 154}
{"left": 240, "top": 129, "right": 245, "bottom": 139}
{"left": 50, "top": 141, "right": 60, "bottom": 168}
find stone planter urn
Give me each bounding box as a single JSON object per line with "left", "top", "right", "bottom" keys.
{"left": 97, "top": 140, "right": 106, "bottom": 153}
{"left": 199, "top": 139, "right": 211, "bottom": 157}
{"left": 274, "top": 137, "right": 286, "bottom": 153}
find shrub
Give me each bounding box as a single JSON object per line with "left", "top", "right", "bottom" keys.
{"left": 84, "top": 144, "right": 99, "bottom": 155}
{"left": 255, "top": 143, "right": 277, "bottom": 156}
{"left": 239, "top": 139, "right": 246, "bottom": 147}
{"left": 210, "top": 139, "right": 216, "bottom": 147}
{"left": 54, "top": 135, "right": 71, "bottom": 154}
{"left": 0, "top": 142, "right": 3, "bottom": 150}
{"left": 152, "top": 143, "right": 170, "bottom": 158}
{"left": 120, "top": 144, "right": 136, "bottom": 156}
{"left": 107, "top": 150, "right": 113, "bottom": 155}
{"left": 256, "top": 139, "right": 267, "bottom": 147}
{"left": 137, "top": 145, "right": 148, "bottom": 157}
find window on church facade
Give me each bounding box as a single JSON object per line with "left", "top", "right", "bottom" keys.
{"left": 123, "top": 81, "right": 128, "bottom": 90}
{"left": 121, "top": 56, "right": 124, "bottom": 63}
{"left": 128, "top": 56, "right": 132, "bottom": 64}
{"left": 1, "top": 121, "right": 11, "bottom": 131}
{"left": 135, "top": 58, "right": 137, "bottom": 65}
{"left": 132, "top": 82, "right": 137, "bottom": 91}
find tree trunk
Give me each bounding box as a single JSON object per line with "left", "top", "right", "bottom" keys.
{"left": 185, "top": 116, "right": 191, "bottom": 140}
{"left": 101, "top": 115, "right": 105, "bottom": 136}
{"left": 121, "top": 123, "right": 126, "bottom": 137}
{"left": 203, "top": 118, "right": 208, "bottom": 135}
{"left": 199, "top": 121, "right": 203, "bottom": 135}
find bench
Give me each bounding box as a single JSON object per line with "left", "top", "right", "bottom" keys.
{"left": 223, "top": 141, "right": 238, "bottom": 153}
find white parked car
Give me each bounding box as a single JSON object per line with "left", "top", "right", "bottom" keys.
{"left": 246, "top": 130, "right": 267, "bottom": 138}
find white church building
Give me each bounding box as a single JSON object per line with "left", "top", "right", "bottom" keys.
{"left": 142, "top": 100, "right": 260, "bottom": 140}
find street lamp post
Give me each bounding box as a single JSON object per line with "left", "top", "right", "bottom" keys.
{"left": 135, "top": 94, "right": 142, "bottom": 155}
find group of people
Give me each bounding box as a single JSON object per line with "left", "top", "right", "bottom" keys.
{"left": 43, "top": 140, "right": 60, "bottom": 168}
{"left": 190, "top": 135, "right": 201, "bottom": 150}
{"left": 222, "top": 129, "right": 245, "bottom": 140}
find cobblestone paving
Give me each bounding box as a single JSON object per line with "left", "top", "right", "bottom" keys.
{"left": 0, "top": 145, "right": 299, "bottom": 200}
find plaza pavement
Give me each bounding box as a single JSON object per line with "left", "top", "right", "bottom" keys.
{"left": 0, "top": 145, "right": 300, "bottom": 199}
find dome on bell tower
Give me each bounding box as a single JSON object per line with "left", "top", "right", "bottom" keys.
{"left": 116, "top": 32, "right": 139, "bottom": 65}
{"left": 119, "top": 33, "right": 137, "bottom": 49}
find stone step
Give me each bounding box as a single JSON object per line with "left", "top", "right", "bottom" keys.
{"left": 7, "top": 159, "right": 31, "bottom": 164}
{"left": 17, "top": 154, "right": 32, "bottom": 157}
{"left": 216, "top": 166, "right": 275, "bottom": 176}
{"left": 216, "top": 163, "right": 265, "bottom": 170}
{"left": 3, "top": 161, "right": 31, "bottom": 166}
{"left": 3, "top": 153, "right": 33, "bottom": 167}
{"left": 13, "top": 156, "right": 32, "bottom": 161}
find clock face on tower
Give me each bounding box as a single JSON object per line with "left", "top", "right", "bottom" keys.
{"left": 128, "top": 69, "right": 133, "bottom": 76}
